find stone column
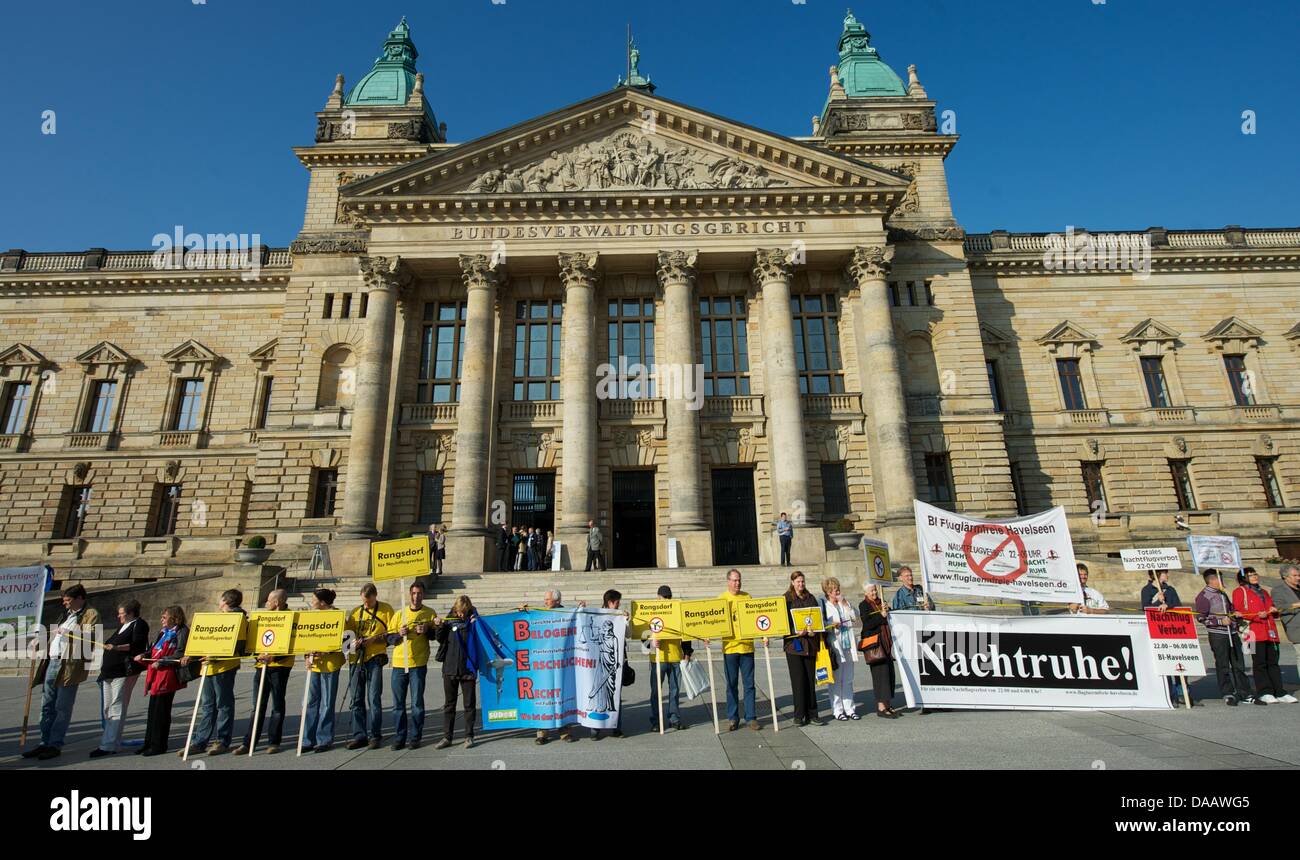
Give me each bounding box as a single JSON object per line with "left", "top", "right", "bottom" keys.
{"left": 445, "top": 254, "right": 501, "bottom": 571}
{"left": 657, "top": 251, "right": 711, "bottom": 566}
{"left": 753, "top": 248, "right": 811, "bottom": 537}
{"left": 557, "top": 252, "right": 600, "bottom": 564}
{"left": 847, "top": 244, "right": 917, "bottom": 526}
{"left": 339, "top": 255, "right": 406, "bottom": 538}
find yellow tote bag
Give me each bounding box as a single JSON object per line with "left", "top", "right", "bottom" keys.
{"left": 815, "top": 645, "right": 835, "bottom": 686}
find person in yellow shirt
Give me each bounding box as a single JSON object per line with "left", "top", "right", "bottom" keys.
{"left": 234, "top": 589, "right": 295, "bottom": 755}
{"left": 302, "top": 588, "right": 344, "bottom": 753}
{"left": 390, "top": 581, "right": 438, "bottom": 750}
{"left": 648, "top": 585, "right": 693, "bottom": 732}
{"left": 713, "top": 569, "right": 761, "bottom": 732}
{"left": 344, "top": 583, "right": 395, "bottom": 751}
{"left": 180, "top": 588, "right": 247, "bottom": 757}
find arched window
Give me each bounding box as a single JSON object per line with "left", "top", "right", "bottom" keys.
{"left": 317, "top": 345, "right": 356, "bottom": 409}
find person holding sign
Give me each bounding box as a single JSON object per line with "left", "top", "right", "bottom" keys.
{"left": 390, "top": 581, "right": 438, "bottom": 750}
{"left": 648, "top": 585, "right": 692, "bottom": 732}
{"left": 23, "top": 584, "right": 101, "bottom": 762}
{"left": 1195, "top": 570, "right": 1258, "bottom": 706}
{"left": 820, "top": 578, "right": 859, "bottom": 721}
{"left": 1069, "top": 564, "right": 1110, "bottom": 615}
{"left": 234, "top": 589, "right": 295, "bottom": 755}
{"left": 783, "top": 571, "right": 825, "bottom": 727}
{"left": 1233, "top": 568, "right": 1291, "bottom": 704}
{"left": 345, "top": 583, "right": 396, "bottom": 751}
{"left": 890, "top": 567, "right": 933, "bottom": 611}
{"left": 716, "top": 569, "right": 759, "bottom": 732}
{"left": 182, "top": 589, "right": 248, "bottom": 757}
{"left": 91, "top": 599, "right": 149, "bottom": 758}
{"left": 302, "top": 589, "right": 344, "bottom": 753}
{"left": 859, "top": 583, "right": 899, "bottom": 719}
{"left": 1140, "top": 570, "right": 1182, "bottom": 612}
{"left": 135, "top": 606, "right": 189, "bottom": 757}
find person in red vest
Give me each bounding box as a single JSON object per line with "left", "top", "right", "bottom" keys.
{"left": 1232, "top": 568, "right": 1293, "bottom": 704}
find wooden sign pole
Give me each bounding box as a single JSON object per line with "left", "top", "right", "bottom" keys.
{"left": 705, "top": 644, "right": 720, "bottom": 735}
{"left": 182, "top": 671, "right": 207, "bottom": 762}
{"left": 762, "top": 640, "right": 779, "bottom": 732}
{"left": 248, "top": 662, "right": 268, "bottom": 757}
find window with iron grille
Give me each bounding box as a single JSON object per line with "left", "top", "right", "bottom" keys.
{"left": 513, "top": 300, "right": 563, "bottom": 401}
{"left": 820, "top": 462, "right": 850, "bottom": 517}
{"left": 791, "top": 294, "right": 845, "bottom": 394}
{"left": 312, "top": 469, "right": 339, "bottom": 518}
{"left": 417, "top": 471, "right": 445, "bottom": 524}
{"left": 1141, "top": 356, "right": 1171, "bottom": 408}
{"left": 1169, "top": 460, "right": 1197, "bottom": 510}
{"left": 699, "top": 296, "right": 751, "bottom": 396}
{"left": 607, "top": 298, "right": 656, "bottom": 399}
{"left": 1224, "top": 354, "right": 1255, "bottom": 406}
{"left": 419, "top": 301, "right": 467, "bottom": 403}
{"left": 924, "top": 453, "right": 954, "bottom": 507}
{"left": 170, "top": 379, "right": 204, "bottom": 432}
{"left": 151, "top": 484, "right": 182, "bottom": 536}
{"left": 1, "top": 382, "right": 31, "bottom": 435}
{"left": 1081, "top": 462, "right": 1107, "bottom": 512}
{"left": 1057, "top": 358, "right": 1087, "bottom": 410}
{"left": 1256, "top": 457, "right": 1284, "bottom": 509}
{"left": 60, "top": 485, "right": 91, "bottom": 539}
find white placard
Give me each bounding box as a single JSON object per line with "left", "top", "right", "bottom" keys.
{"left": 666, "top": 537, "right": 680, "bottom": 569}
{"left": 1119, "top": 547, "right": 1183, "bottom": 572}
{"left": 551, "top": 540, "right": 562, "bottom": 572}
{"left": 1187, "top": 535, "right": 1241, "bottom": 573}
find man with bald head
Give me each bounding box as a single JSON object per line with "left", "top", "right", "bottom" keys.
{"left": 233, "top": 588, "right": 296, "bottom": 755}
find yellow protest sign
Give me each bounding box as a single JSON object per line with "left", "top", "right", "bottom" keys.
{"left": 864, "top": 538, "right": 892, "bottom": 583}
{"left": 186, "top": 612, "right": 245, "bottom": 658}
{"left": 290, "top": 610, "right": 345, "bottom": 654}
{"left": 629, "top": 599, "right": 683, "bottom": 640}
{"left": 245, "top": 611, "right": 295, "bottom": 655}
{"left": 370, "top": 536, "right": 431, "bottom": 582}
{"left": 790, "top": 605, "right": 825, "bottom": 634}
{"left": 680, "top": 598, "right": 733, "bottom": 640}
{"left": 734, "top": 596, "right": 790, "bottom": 638}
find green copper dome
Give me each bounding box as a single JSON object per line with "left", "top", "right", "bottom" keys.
{"left": 346, "top": 17, "right": 422, "bottom": 107}
{"left": 835, "top": 9, "right": 906, "bottom": 97}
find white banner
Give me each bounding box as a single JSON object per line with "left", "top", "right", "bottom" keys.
{"left": 914, "top": 501, "right": 1083, "bottom": 603}
{"left": 890, "top": 611, "right": 1171, "bottom": 711}
{"left": 0, "top": 565, "right": 49, "bottom": 627}
{"left": 1186, "top": 535, "right": 1241, "bottom": 573}
{"left": 1119, "top": 547, "right": 1183, "bottom": 572}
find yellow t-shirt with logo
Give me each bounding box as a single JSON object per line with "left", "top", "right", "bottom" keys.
{"left": 202, "top": 610, "right": 247, "bottom": 676}
{"left": 346, "top": 602, "right": 396, "bottom": 664}
{"left": 650, "top": 639, "right": 685, "bottom": 663}
{"left": 719, "top": 590, "right": 755, "bottom": 655}
{"left": 391, "top": 605, "right": 438, "bottom": 669}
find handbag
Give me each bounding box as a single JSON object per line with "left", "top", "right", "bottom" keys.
{"left": 859, "top": 633, "right": 889, "bottom": 666}
{"left": 814, "top": 646, "right": 835, "bottom": 686}
{"left": 622, "top": 662, "right": 636, "bottom": 687}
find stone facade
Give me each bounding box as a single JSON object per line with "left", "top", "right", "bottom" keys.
{"left": 1, "top": 18, "right": 1297, "bottom": 590}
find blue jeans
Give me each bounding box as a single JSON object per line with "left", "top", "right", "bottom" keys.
{"left": 649, "top": 660, "right": 682, "bottom": 728}
{"left": 391, "top": 666, "right": 427, "bottom": 743}
{"left": 303, "top": 670, "right": 340, "bottom": 748}
{"left": 723, "top": 652, "right": 756, "bottom": 723}
{"left": 39, "top": 659, "right": 79, "bottom": 748}
{"left": 193, "top": 669, "right": 238, "bottom": 747}
{"left": 349, "top": 658, "right": 385, "bottom": 741}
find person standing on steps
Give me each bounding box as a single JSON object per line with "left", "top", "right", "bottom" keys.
{"left": 585, "top": 520, "right": 606, "bottom": 572}
{"left": 497, "top": 523, "right": 512, "bottom": 572}
{"left": 344, "top": 583, "right": 396, "bottom": 750}
{"left": 776, "top": 512, "right": 793, "bottom": 567}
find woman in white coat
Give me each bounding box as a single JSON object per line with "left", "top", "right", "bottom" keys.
{"left": 820, "top": 577, "right": 860, "bottom": 720}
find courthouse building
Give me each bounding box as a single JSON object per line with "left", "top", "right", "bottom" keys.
{"left": 1, "top": 13, "right": 1298, "bottom": 587}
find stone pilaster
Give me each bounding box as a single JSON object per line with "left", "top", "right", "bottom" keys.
{"left": 556, "top": 251, "right": 600, "bottom": 564}
{"left": 338, "top": 255, "right": 406, "bottom": 538}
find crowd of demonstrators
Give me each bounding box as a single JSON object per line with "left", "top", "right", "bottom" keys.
{"left": 1272, "top": 563, "right": 1300, "bottom": 664}
{"left": 783, "top": 571, "right": 825, "bottom": 727}
{"left": 1195, "top": 569, "right": 1260, "bottom": 706}
{"left": 495, "top": 524, "right": 559, "bottom": 571}
{"left": 91, "top": 598, "right": 149, "bottom": 758}
{"left": 301, "top": 589, "right": 343, "bottom": 753}
{"left": 890, "top": 566, "right": 934, "bottom": 611}
{"left": 1234, "top": 567, "right": 1294, "bottom": 704}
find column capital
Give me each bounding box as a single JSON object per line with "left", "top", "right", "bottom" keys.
{"left": 846, "top": 244, "right": 895, "bottom": 283}
{"left": 458, "top": 253, "right": 503, "bottom": 292}
{"left": 655, "top": 250, "right": 698, "bottom": 288}
{"left": 751, "top": 247, "right": 795, "bottom": 287}
{"left": 557, "top": 251, "right": 601, "bottom": 289}
{"left": 358, "top": 255, "right": 411, "bottom": 293}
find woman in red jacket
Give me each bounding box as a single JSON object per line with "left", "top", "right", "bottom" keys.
{"left": 134, "top": 606, "right": 191, "bottom": 756}
{"left": 1232, "top": 569, "right": 1290, "bottom": 704}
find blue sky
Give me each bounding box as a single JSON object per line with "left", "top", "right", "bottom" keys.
{"left": 2, "top": 0, "right": 1296, "bottom": 250}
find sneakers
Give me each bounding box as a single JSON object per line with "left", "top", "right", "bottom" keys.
{"left": 1225, "top": 695, "right": 1238, "bottom": 707}
{"left": 748, "top": 719, "right": 761, "bottom": 731}
{"left": 1244, "top": 696, "right": 1268, "bottom": 706}
{"left": 434, "top": 738, "right": 452, "bottom": 750}
{"left": 1278, "top": 694, "right": 1298, "bottom": 703}
{"left": 345, "top": 738, "right": 368, "bottom": 751}
{"left": 808, "top": 717, "right": 827, "bottom": 727}
{"left": 1259, "top": 694, "right": 1279, "bottom": 705}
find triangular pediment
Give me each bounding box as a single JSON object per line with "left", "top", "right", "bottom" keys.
{"left": 979, "top": 322, "right": 1014, "bottom": 347}
{"left": 161, "top": 339, "right": 221, "bottom": 366}
{"left": 75, "top": 341, "right": 133, "bottom": 368}
{"left": 1286, "top": 322, "right": 1300, "bottom": 342}
{"left": 1037, "top": 320, "right": 1099, "bottom": 346}
{"left": 1120, "top": 318, "right": 1181, "bottom": 344}
{"left": 249, "top": 339, "right": 278, "bottom": 362}
{"left": 343, "top": 88, "right": 911, "bottom": 200}
{"left": 0, "top": 343, "right": 49, "bottom": 368}
{"left": 1204, "top": 317, "right": 1263, "bottom": 342}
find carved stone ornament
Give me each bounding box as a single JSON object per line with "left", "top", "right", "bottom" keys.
{"left": 656, "top": 250, "right": 698, "bottom": 287}
{"left": 387, "top": 119, "right": 429, "bottom": 142}
{"left": 290, "top": 233, "right": 368, "bottom": 255}
{"left": 459, "top": 129, "right": 790, "bottom": 194}
{"left": 752, "top": 248, "right": 795, "bottom": 285}
{"left": 458, "top": 253, "right": 503, "bottom": 291}
{"left": 888, "top": 225, "right": 966, "bottom": 243}
{"left": 1260, "top": 433, "right": 1274, "bottom": 452}
{"left": 1087, "top": 438, "right": 1100, "bottom": 457}
{"left": 1173, "top": 436, "right": 1188, "bottom": 455}
{"left": 315, "top": 118, "right": 351, "bottom": 143}
{"left": 335, "top": 172, "right": 374, "bottom": 226}
{"left": 359, "top": 255, "right": 409, "bottom": 292}
{"left": 885, "top": 161, "right": 922, "bottom": 215}
{"left": 558, "top": 251, "right": 601, "bottom": 289}
{"left": 846, "top": 245, "right": 895, "bottom": 283}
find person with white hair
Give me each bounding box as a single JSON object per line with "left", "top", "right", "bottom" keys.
{"left": 518, "top": 588, "right": 577, "bottom": 744}
{"left": 1271, "top": 563, "right": 1300, "bottom": 669}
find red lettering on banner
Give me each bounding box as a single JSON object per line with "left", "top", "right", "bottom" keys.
{"left": 514, "top": 620, "right": 530, "bottom": 641}
{"left": 518, "top": 677, "right": 534, "bottom": 698}
{"left": 515, "top": 649, "right": 529, "bottom": 671}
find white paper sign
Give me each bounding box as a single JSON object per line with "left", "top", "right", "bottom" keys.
{"left": 666, "top": 537, "right": 680, "bottom": 569}
{"left": 551, "top": 540, "right": 562, "bottom": 572}
{"left": 1187, "top": 535, "right": 1241, "bottom": 573}
{"left": 1119, "top": 547, "right": 1183, "bottom": 572}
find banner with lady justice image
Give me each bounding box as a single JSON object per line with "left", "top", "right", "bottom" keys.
{"left": 474, "top": 608, "right": 627, "bottom": 732}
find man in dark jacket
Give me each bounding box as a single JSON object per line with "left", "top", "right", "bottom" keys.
{"left": 91, "top": 598, "right": 150, "bottom": 757}
{"left": 1194, "top": 569, "right": 1258, "bottom": 706}
{"left": 496, "top": 524, "right": 511, "bottom": 571}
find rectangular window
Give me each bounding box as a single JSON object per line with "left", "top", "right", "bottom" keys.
{"left": 312, "top": 469, "right": 338, "bottom": 518}
{"left": 60, "top": 485, "right": 91, "bottom": 539}
{"left": 1169, "top": 460, "right": 1197, "bottom": 510}
{"left": 85, "top": 380, "right": 118, "bottom": 433}
{"left": 923, "top": 280, "right": 935, "bottom": 307}
{"left": 1009, "top": 462, "right": 1029, "bottom": 516}
{"left": 323, "top": 293, "right": 334, "bottom": 319}
{"left": 906, "top": 282, "right": 918, "bottom": 307}
{"left": 986, "top": 360, "right": 1005, "bottom": 413}
{"left": 820, "top": 462, "right": 850, "bottom": 518}
{"left": 1057, "top": 358, "right": 1087, "bottom": 410}
{"left": 1140, "top": 356, "right": 1171, "bottom": 408}
{"left": 1, "top": 381, "right": 32, "bottom": 435}
{"left": 255, "top": 376, "right": 273, "bottom": 429}
{"left": 1224, "top": 354, "right": 1255, "bottom": 406}
{"left": 419, "top": 301, "right": 468, "bottom": 403}
{"left": 512, "top": 300, "right": 562, "bottom": 401}
{"left": 1256, "top": 457, "right": 1283, "bottom": 509}
{"left": 171, "top": 379, "right": 204, "bottom": 432}
{"left": 359, "top": 293, "right": 369, "bottom": 319}
{"left": 151, "top": 484, "right": 182, "bottom": 536}
{"left": 607, "top": 298, "right": 656, "bottom": 398}
{"left": 887, "top": 282, "right": 900, "bottom": 307}
{"left": 340, "top": 293, "right": 352, "bottom": 319}
{"left": 924, "top": 453, "right": 955, "bottom": 507}
{"left": 1081, "top": 462, "right": 1107, "bottom": 512}
{"left": 700, "top": 296, "right": 751, "bottom": 397}
{"left": 418, "top": 471, "right": 445, "bottom": 525}
{"left": 791, "top": 294, "right": 845, "bottom": 394}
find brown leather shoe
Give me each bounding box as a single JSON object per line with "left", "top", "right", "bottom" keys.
{"left": 345, "top": 738, "right": 368, "bottom": 750}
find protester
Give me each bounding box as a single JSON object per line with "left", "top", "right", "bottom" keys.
{"left": 776, "top": 512, "right": 793, "bottom": 567}
{"left": 390, "top": 581, "right": 437, "bottom": 750}
{"left": 585, "top": 520, "right": 606, "bottom": 571}
{"left": 23, "top": 584, "right": 101, "bottom": 761}
{"left": 434, "top": 595, "right": 480, "bottom": 749}
{"left": 1070, "top": 563, "right": 1110, "bottom": 614}
{"left": 647, "top": 585, "right": 692, "bottom": 732}
{"left": 859, "top": 583, "right": 898, "bottom": 718}
{"left": 345, "top": 583, "right": 396, "bottom": 750}
{"left": 1195, "top": 569, "right": 1260, "bottom": 706}
{"left": 592, "top": 589, "right": 627, "bottom": 740}
{"left": 1140, "top": 570, "right": 1182, "bottom": 612}
{"left": 891, "top": 566, "right": 934, "bottom": 611}
{"left": 1270, "top": 563, "right": 1300, "bottom": 665}
{"left": 518, "top": 589, "right": 579, "bottom": 744}
{"left": 716, "top": 569, "right": 760, "bottom": 731}
{"left": 233, "top": 589, "right": 295, "bottom": 755}
{"left": 783, "top": 571, "right": 825, "bottom": 726}
{"left": 302, "top": 589, "right": 344, "bottom": 753}
{"left": 183, "top": 588, "right": 247, "bottom": 756}
{"left": 497, "top": 523, "right": 512, "bottom": 571}
{"left": 1233, "top": 568, "right": 1292, "bottom": 704}
{"left": 135, "top": 606, "right": 189, "bottom": 757}
{"left": 820, "top": 577, "right": 859, "bottom": 721}
{"left": 91, "top": 598, "right": 149, "bottom": 757}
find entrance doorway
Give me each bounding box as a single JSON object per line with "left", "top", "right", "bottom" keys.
{"left": 612, "top": 470, "right": 657, "bottom": 568}
{"left": 511, "top": 472, "right": 555, "bottom": 532}
{"left": 711, "top": 468, "right": 759, "bottom": 566}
